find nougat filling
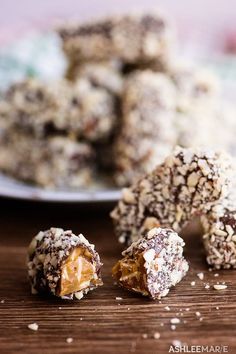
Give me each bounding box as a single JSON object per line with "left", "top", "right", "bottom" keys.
{"left": 112, "top": 252, "right": 148, "bottom": 295}
{"left": 59, "top": 247, "right": 97, "bottom": 296}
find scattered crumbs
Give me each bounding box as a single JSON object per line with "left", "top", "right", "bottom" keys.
{"left": 80, "top": 318, "right": 83, "bottom": 321}
{"left": 199, "top": 317, "right": 203, "bottom": 322}
{"left": 197, "top": 272, "right": 204, "bottom": 280}
{"left": 183, "top": 320, "right": 187, "bottom": 324}
{"left": 208, "top": 268, "right": 212, "bottom": 272}
{"left": 164, "top": 306, "right": 170, "bottom": 311}
{"left": 0, "top": 300, "right": 5, "bottom": 304}
{"left": 214, "top": 273, "right": 219, "bottom": 277}
{"left": 142, "top": 333, "right": 148, "bottom": 339}
{"left": 191, "top": 281, "right": 196, "bottom": 286}
{"left": 213, "top": 284, "right": 227, "bottom": 290}
{"left": 179, "top": 308, "right": 183, "bottom": 312}
{"left": 216, "top": 306, "right": 219, "bottom": 310}
{"left": 118, "top": 303, "right": 121, "bottom": 306}
{"left": 58, "top": 307, "right": 62, "bottom": 310}
{"left": 160, "top": 323, "right": 164, "bottom": 327}
{"left": 170, "top": 318, "right": 180, "bottom": 324}
{"left": 116, "top": 297, "right": 123, "bottom": 301}
{"left": 195, "top": 312, "right": 201, "bottom": 317}
{"left": 205, "top": 284, "right": 210, "bottom": 289}
{"left": 28, "top": 323, "right": 38, "bottom": 331}
{"left": 185, "top": 308, "right": 190, "bottom": 312}
{"left": 159, "top": 301, "right": 162, "bottom": 304}
{"left": 180, "top": 313, "right": 184, "bottom": 317}
{"left": 153, "top": 332, "right": 160, "bottom": 339}
{"left": 176, "top": 312, "right": 180, "bottom": 316}
{"left": 66, "top": 337, "right": 73, "bottom": 344}
{"left": 127, "top": 308, "right": 130, "bottom": 311}
{"left": 172, "top": 340, "right": 181, "bottom": 347}
{"left": 171, "top": 325, "right": 176, "bottom": 331}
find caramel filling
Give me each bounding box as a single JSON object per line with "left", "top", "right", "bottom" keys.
{"left": 59, "top": 247, "right": 97, "bottom": 297}
{"left": 112, "top": 252, "right": 148, "bottom": 295}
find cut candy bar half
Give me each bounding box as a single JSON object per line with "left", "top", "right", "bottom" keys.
{"left": 27, "top": 227, "right": 103, "bottom": 299}
{"left": 112, "top": 227, "right": 188, "bottom": 299}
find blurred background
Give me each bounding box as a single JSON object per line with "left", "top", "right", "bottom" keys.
{"left": 0, "top": 0, "right": 236, "bottom": 201}
{"left": 1, "top": 0, "right": 236, "bottom": 52}
{"left": 1, "top": 0, "right": 236, "bottom": 91}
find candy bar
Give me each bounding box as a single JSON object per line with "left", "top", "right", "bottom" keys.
{"left": 113, "top": 70, "right": 177, "bottom": 186}
{"left": 58, "top": 12, "right": 174, "bottom": 66}
{"left": 27, "top": 228, "right": 103, "bottom": 299}
{"left": 0, "top": 132, "right": 95, "bottom": 188}
{"left": 112, "top": 227, "right": 188, "bottom": 299}
{"left": 111, "top": 147, "right": 235, "bottom": 269}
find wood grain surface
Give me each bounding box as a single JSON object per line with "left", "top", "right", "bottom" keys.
{"left": 0, "top": 199, "right": 236, "bottom": 354}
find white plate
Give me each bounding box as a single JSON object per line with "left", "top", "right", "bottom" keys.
{"left": 0, "top": 173, "right": 121, "bottom": 202}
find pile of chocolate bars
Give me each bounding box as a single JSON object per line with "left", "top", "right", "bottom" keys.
{"left": 0, "top": 12, "right": 235, "bottom": 188}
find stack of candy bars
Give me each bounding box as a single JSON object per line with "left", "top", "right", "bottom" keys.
{"left": 0, "top": 12, "right": 236, "bottom": 188}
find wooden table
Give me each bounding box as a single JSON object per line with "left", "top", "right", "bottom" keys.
{"left": 0, "top": 199, "right": 236, "bottom": 354}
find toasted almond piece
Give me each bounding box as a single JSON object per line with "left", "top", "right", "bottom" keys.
{"left": 28, "top": 323, "right": 38, "bottom": 331}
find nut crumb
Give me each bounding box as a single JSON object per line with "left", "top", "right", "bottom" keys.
{"left": 205, "top": 284, "right": 210, "bottom": 289}
{"left": 213, "top": 284, "right": 227, "bottom": 290}
{"left": 171, "top": 325, "right": 176, "bottom": 330}
{"left": 172, "top": 340, "right": 181, "bottom": 347}
{"left": 164, "top": 306, "right": 170, "bottom": 311}
{"left": 153, "top": 332, "right": 160, "bottom": 339}
{"left": 58, "top": 307, "right": 62, "bottom": 310}
{"left": 142, "top": 333, "right": 148, "bottom": 339}
{"left": 214, "top": 273, "right": 219, "bottom": 277}
{"left": 66, "top": 337, "right": 73, "bottom": 344}
{"left": 170, "top": 318, "right": 180, "bottom": 324}
{"left": 197, "top": 272, "right": 204, "bottom": 280}
{"left": 195, "top": 311, "right": 201, "bottom": 317}
{"left": 216, "top": 306, "right": 219, "bottom": 310}
{"left": 0, "top": 300, "right": 5, "bottom": 304}
{"left": 191, "top": 281, "right": 196, "bottom": 286}
{"left": 115, "top": 297, "right": 123, "bottom": 300}
{"left": 28, "top": 323, "right": 38, "bottom": 331}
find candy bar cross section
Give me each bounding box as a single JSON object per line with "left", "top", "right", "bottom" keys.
{"left": 112, "top": 227, "right": 189, "bottom": 299}
{"left": 27, "top": 228, "right": 103, "bottom": 299}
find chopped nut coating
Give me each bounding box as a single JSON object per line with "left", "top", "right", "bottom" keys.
{"left": 111, "top": 147, "right": 236, "bottom": 269}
